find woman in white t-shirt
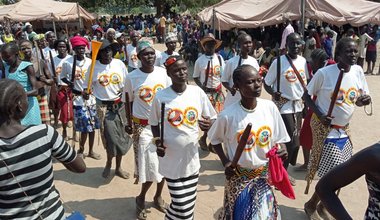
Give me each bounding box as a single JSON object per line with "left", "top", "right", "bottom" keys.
{"left": 83, "top": 39, "right": 132, "bottom": 180}
{"left": 208, "top": 65, "right": 290, "bottom": 220}
{"left": 149, "top": 56, "right": 217, "bottom": 220}
{"left": 304, "top": 37, "right": 372, "bottom": 219}
{"left": 123, "top": 41, "right": 171, "bottom": 220}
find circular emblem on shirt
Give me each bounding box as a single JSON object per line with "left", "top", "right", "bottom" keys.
{"left": 213, "top": 65, "right": 221, "bottom": 76}
{"left": 167, "top": 109, "right": 184, "bottom": 127}
{"left": 81, "top": 69, "right": 87, "bottom": 80}
{"left": 110, "top": 73, "right": 121, "bottom": 84}
{"left": 74, "top": 69, "right": 82, "bottom": 80}
{"left": 56, "top": 67, "right": 62, "bottom": 75}
{"left": 184, "top": 107, "right": 198, "bottom": 125}
{"left": 256, "top": 126, "right": 272, "bottom": 148}
{"left": 345, "top": 87, "right": 358, "bottom": 105}
{"left": 335, "top": 89, "right": 346, "bottom": 105}
{"left": 139, "top": 86, "right": 154, "bottom": 103}
{"left": 98, "top": 74, "right": 110, "bottom": 87}
{"left": 237, "top": 129, "right": 256, "bottom": 152}
{"left": 153, "top": 84, "right": 164, "bottom": 93}
{"left": 285, "top": 70, "right": 297, "bottom": 82}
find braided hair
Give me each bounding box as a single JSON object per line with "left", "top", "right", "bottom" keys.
{"left": 0, "top": 79, "right": 24, "bottom": 122}
{"left": 232, "top": 64, "right": 258, "bottom": 86}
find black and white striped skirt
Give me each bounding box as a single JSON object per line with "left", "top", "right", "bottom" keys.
{"left": 165, "top": 173, "right": 199, "bottom": 220}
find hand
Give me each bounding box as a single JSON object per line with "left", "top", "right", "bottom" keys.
{"left": 230, "top": 87, "right": 237, "bottom": 96}
{"left": 319, "top": 115, "right": 333, "bottom": 126}
{"left": 356, "top": 94, "right": 371, "bottom": 106}
{"left": 82, "top": 91, "right": 90, "bottom": 100}
{"left": 154, "top": 138, "right": 166, "bottom": 157}
{"left": 223, "top": 161, "right": 236, "bottom": 180}
{"left": 273, "top": 91, "right": 282, "bottom": 101}
{"left": 198, "top": 116, "right": 211, "bottom": 131}
{"left": 276, "top": 145, "right": 288, "bottom": 161}
{"left": 45, "top": 78, "right": 54, "bottom": 85}
{"left": 125, "top": 125, "right": 133, "bottom": 135}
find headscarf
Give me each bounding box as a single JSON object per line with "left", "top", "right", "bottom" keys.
{"left": 70, "top": 35, "right": 89, "bottom": 48}
{"left": 165, "top": 32, "right": 177, "bottom": 43}
{"left": 136, "top": 40, "right": 154, "bottom": 54}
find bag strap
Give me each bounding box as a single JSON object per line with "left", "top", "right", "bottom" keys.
{"left": 327, "top": 69, "right": 345, "bottom": 118}
{"left": 203, "top": 59, "right": 211, "bottom": 87}
{"left": 276, "top": 52, "right": 281, "bottom": 92}
{"left": 217, "top": 54, "right": 222, "bottom": 66}
{"left": 285, "top": 54, "right": 307, "bottom": 91}
{"left": 71, "top": 55, "right": 77, "bottom": 86}
{"left": 238, "top": 55, "right": 242, "bottom": 67}
{"left": 0, "top": 158, "right": 44, "bottom": 220}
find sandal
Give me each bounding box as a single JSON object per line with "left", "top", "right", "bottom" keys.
{"left": 153, "top": 196, "right": 168, "bottom": 213}
{"left": 87, "top": 152, "right": 101, "bottom": 160}
{"left": 136, "top": 198, "right": 147, "bottom": 220}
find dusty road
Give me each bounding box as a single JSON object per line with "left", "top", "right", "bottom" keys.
{"left": 54, "top": 43, "right": 380, "bottom": 220}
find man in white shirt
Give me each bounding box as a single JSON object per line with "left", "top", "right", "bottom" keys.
{"left": 193, "top": 33, "right": 225, "bottom": 152}
{"left": 126, "top": 30, "right": 141, "bottom": 72}
{"left": 303, "top": 29, "right": 316, "bottom": 62}
{"left": 157, "top": 32, "right": 179, "bottom": 67}
{"left": 264, "top": 33, "right": 309, "bottom": 185}
{"left": 280, "top": 19, "right": 294, "bottom": 54}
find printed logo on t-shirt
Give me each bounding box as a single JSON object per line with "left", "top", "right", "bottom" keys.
{"left": 345, "top": 87, "right": 359, "bottom": 105}
{"left": 236, "top": 129, "right": 256, "bottom": 152}
{"left": 98, "top": 73, "right": 110, "bottom": 87}
{"left": 138, "top": 86, "right": 154, "bottom": 103}
{"left": 284, "top": 69, "right": 306, "bottom": 83}
{"left": 205, "top": 65, "right": 221, "bottom": 77}
{"left": 153, "top": 84, "right": 164, "bottom": 93}
{"left": 335, "top": 88, "right": 346, "bottom": 106}
{"left": 256, "top": 126, "right": 272, "bottom": 148}
{"left": 167, "top": 109, "right": 184, "bottom": 127}
{"left": 110, "top": 73, "right": 121, "bottom": 84}
{"left": 184, "top": 107, "right": 198, "bottom": 125}
{"left": 75, "top": 69, "right": 87, "bottom": 80}
{"left": 55, "top": 66, "right": 62, "bottom": 75}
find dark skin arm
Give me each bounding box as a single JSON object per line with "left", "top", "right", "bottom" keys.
{"left": 193, "top": 77, "right": 204, "bottom": 90}
{"left": 303, "top": 91, "right": 332, "bottom": 126}
{"left": 62, "top": 154, "right": 86, "bottom": 173}
{"left": 151, "top": 125, "right": 166, "bottom": 157}
{"left": 38, "top": 60, "right": 54, "bottom": 86}
{"left": 222, "top": 82, "right": 236, "bottom": 96}
{"left": 25, "top": 66, "right": 39, "bottom": 97}
{"left": 316, "top": 143, "right": 380, "bottom": 220}
{"left": 124, "top": 101, "right": 133, "bottom": 134}
{"left": 264, "top": 82, "right": 281, "bottom": 100}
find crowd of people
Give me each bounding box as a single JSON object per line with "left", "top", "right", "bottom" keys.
{"left": 0, "top": 13, "right": 379, "bottom": 220}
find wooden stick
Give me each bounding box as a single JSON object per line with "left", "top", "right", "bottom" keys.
{"left": 231, "top": 123, "right": 252, "bottom": 168}
{"left": 70, "top": 55, "right": 77, "bottom": 86}
{"left": 49, "top": 50, "right": 58, "bottom": 86}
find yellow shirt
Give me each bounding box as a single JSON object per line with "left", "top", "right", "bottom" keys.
{"left": 159, "top": 17, "right": 166, "bottom": 27}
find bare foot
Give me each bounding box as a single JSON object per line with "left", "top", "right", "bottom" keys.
{"left": 115, "top": 169, "right": 130, "bottom": 179}
{"left": 87, "top": 152, "right": 101, "bottom": 160}
{"left": 102, "top": 165, "right": 111, "bottom": 178}
{"left": 304, "top": 203, "right": 322, "bottom": 220}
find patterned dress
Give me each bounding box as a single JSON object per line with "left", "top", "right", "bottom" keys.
{"left": 5, "top": 61, "right": 42, "bottom": 126}
{"left": 365, "top": 177, "right": 380, "bottom": 220}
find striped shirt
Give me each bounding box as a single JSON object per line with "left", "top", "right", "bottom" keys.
{"left": 0, "top": 125, "right": 76, "bottom": 220}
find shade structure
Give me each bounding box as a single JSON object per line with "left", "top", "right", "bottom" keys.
{"left": 198, "top": 0, "right": 301, "bottom": 30}
{"left": 198, "top": 0, "right": 380, "bottom": 30}
{"left": 0, "top": 0, "right": 95, "bottom": 22}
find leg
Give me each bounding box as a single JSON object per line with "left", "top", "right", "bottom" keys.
{"left": 78, "top": 132, "right": 87, "bottom": 154}
{"left": 53, "top": 108, "right": 59, "bottom": 128}
{"left": 371, "top": 61, "right": 376, "bottom": 74}
{"left": 154, "top": 179, "right": 167, "bottom": 213}
{"left": 304, "top": 192, "right": 322, "bottom": 219}
{"left": 115, "top": 154, "right": 130, "bottom": 179}
{"left": 136, "top": 182, "right": 153, "bottom": 219}
{"left": 199, "top": 131, "right": 208, "bottom": 151}
{"left": 102, "top": 153, "right": 113, "bottom": 178}
{"left": 62, "top": 123, "right": 68, "bottom": 140}
{"left": 87, "top": 131, "right": 101, "bottom": 160}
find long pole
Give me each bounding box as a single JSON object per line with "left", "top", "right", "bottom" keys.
{"left": 301, "top": 0, "right": 305, "bottom": 38}
{"left": 76, "top": 2, "right": 83, "bottom": 30}
{"left": 51, "top": 13, "right": 57, "bottom": 38}
{"left": 212, "top": 7, "right": 216, "bottom": 36}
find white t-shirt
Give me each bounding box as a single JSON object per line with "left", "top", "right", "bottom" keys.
{"left": 264, "top": 55, "right": 309, "bottom": 114}
{"left": 193, "top": 54, "right": 225, "bottom": 89}
{"left": 157, "top": 51, "right": 180, "bottom": 67}
{"left": 359, "top": 33, "right": 373, "bottom": 58}
{"left": 127, "top": 44, "right": 139, "bottom": 69}
{"left": 53, "top": 55, "right": 72, "bottom": 86}
{"left": 154, "top": 49, "right": 162, "bottom": 66}
{"left": 84, "top": 59, "right": 128, "bottom": 101}
{"left": 208, "top": 99, "right": 290, "bottom": 169}
{"left": 222, "top": 55, "right": 259, "bottom": 107}
{"left": 307, "top": 64, "right": 370, "bottom": 127}
{"left": 62, "top": 57, "right": 94, "bottom": 106}
{"left": 124, "top": 67, "right": 172, "bottom": 120}
{"left": 148, "top": 85, "right": 217, "bottom": 179}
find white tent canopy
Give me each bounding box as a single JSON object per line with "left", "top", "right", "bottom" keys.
{"left": 0, "top": 0, "right": 95, "bottom": 22}
{"left": 198, "top": 0, "right": 380, "bottom": 30}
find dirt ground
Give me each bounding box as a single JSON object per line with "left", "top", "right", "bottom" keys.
{"left": 54, "top": 43, "right": 380, "bottom": 220}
